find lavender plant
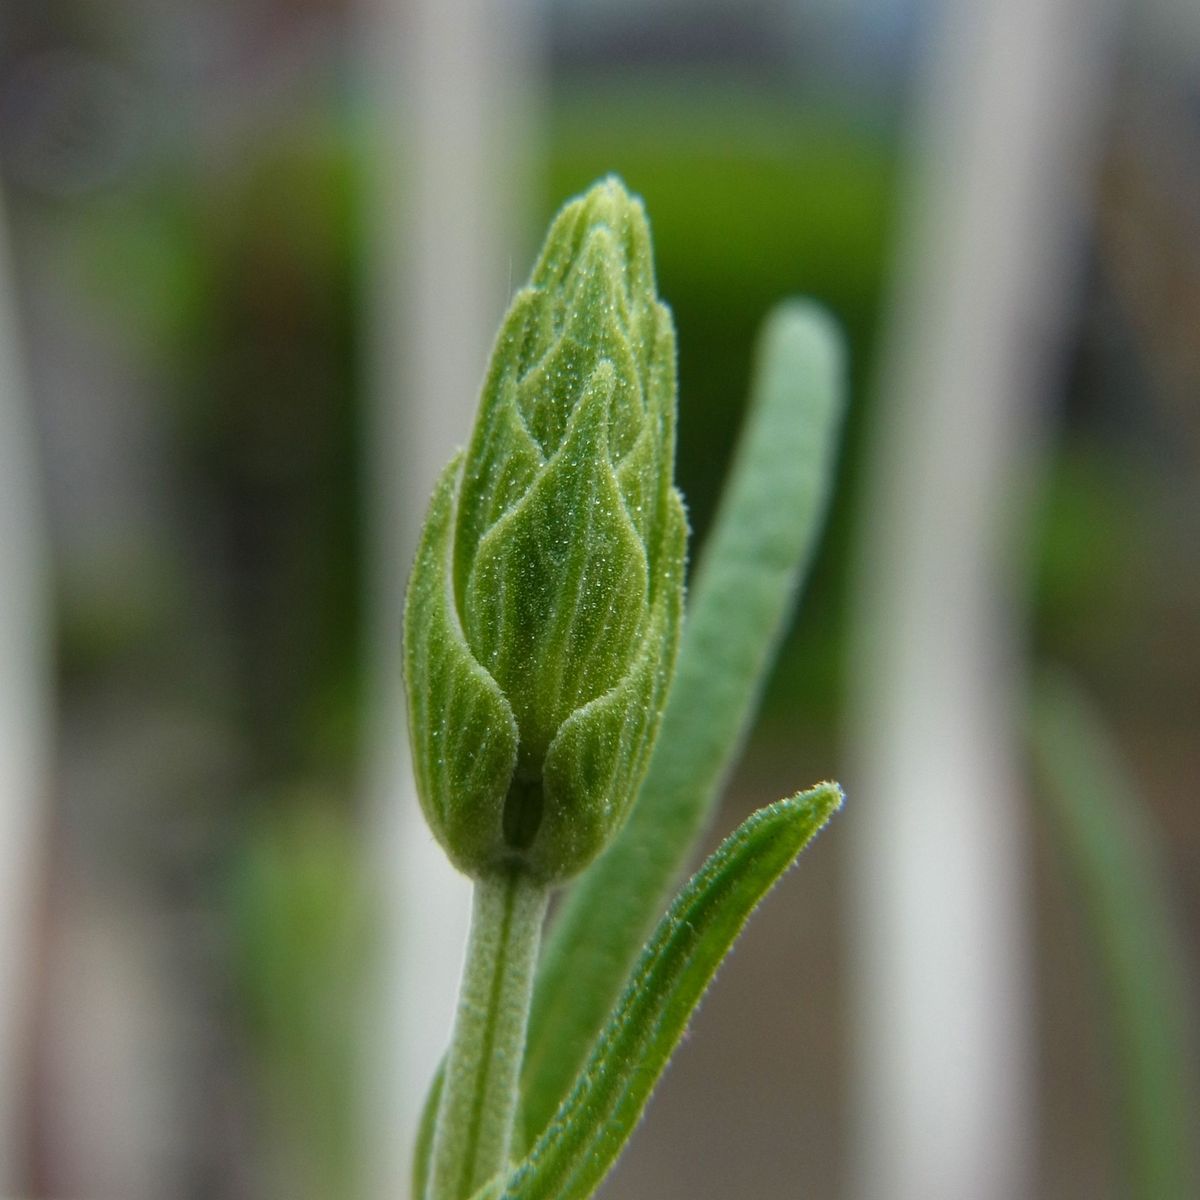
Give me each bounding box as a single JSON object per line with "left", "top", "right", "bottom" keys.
{"left": 403, "top": 177, "right": 846, "bottom": 1200}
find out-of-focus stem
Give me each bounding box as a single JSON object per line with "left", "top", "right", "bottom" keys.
{"left": 0, "top": 184, "right": 50, "bottom": 1188}
{"left": 1033, "top": 674, "right": 1200, "bottom": 1200}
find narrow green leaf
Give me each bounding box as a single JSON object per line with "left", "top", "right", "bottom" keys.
{"left": 521, "top": 300, "right": 846, "bottom": 1139}
{"left": 412, "top": 1063, "right": 444, "bottom": 1200}
{"left": 494, "top": 783, "right": 841, "bottom": 1200}
{"left": 1032, "top": 672, "right": 1200, "bottom": 1200}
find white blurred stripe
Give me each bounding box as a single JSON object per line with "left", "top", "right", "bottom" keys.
{"left": 846, "top": 1, "right": 1118, "bottom": 1198}
{"left": 358, "top": 1, "right": 542, "bottom": 1197}
{"left": 0, "top": 185, "right": 51, "bottom": 1188}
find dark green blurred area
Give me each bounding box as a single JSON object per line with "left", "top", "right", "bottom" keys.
{"left": 60, "top": 114, "right": 364, "bottom": 783}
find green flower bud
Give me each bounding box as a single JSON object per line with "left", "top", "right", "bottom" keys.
{"left": 403, "top": 177, "right": 687, "bottom": 884}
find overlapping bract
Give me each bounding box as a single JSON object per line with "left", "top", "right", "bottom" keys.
{"left": 404, "top": 178, "right": 686, "bottom": 883}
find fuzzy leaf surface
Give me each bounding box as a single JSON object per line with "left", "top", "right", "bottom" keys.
{"left": 465, "top": 362, "right": 647, "bottom": 775}
{"left": 481, "top": 783, "right": 842, "bottom": 1200}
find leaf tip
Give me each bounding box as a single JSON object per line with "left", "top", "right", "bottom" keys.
{"left": 800, "top": 778, "right": 845, "bottom": 819}
{"left": 776, "top": 780, "right": 844, "bottom": 850}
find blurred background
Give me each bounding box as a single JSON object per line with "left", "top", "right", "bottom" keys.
{"left": 0, "top": 0, "right": 1197, "bottom": 1197}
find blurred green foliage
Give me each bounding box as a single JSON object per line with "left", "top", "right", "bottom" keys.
{"left": 1029, "top": 442, "right": 1158, "bottom": 666}
{"left": 1033, "top": 674, "right": 1200, "bottom": 1200}
{"left": 229, "top": 796, "right": 370, "bottom": 1200}
{"left": 66, "top": 114, "right": 364, "bottom": 779}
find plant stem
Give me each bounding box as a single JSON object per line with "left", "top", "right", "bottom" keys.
{"left": 426, "top": 868, "right": 549, "bottom": 1200}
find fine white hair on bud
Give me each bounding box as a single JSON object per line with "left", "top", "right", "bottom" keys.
{"left": 404, "top": 176, "right": 687, "bottom": 884}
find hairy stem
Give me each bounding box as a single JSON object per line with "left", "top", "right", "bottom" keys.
{"left": 426, "top": 869, "right": 548, "bottom": 1200}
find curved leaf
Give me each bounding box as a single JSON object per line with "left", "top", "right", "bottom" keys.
{"left": 493, "top": 782, "right": 841, "bottom": 1200}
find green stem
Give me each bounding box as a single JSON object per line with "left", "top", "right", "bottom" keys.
{"left": 426, "top": 869, "right": 549, "bottom": 1200}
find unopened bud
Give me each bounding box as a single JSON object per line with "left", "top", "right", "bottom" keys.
{"left": 404, "top": 177, "right": 687, "bottom": 883}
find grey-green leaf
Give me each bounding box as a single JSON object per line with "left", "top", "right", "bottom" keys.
{"left": 520, "top": 300, "right": 846, "bottom": 1138}
{"left": 494, "top": 783, "right": 842, "bottom": 1200}
{"left": 1031, "top": 671, "right": 1200, "bottom": 1200}
{"left": 412, "top": 1062, "right": 444, "bottom": 1200}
